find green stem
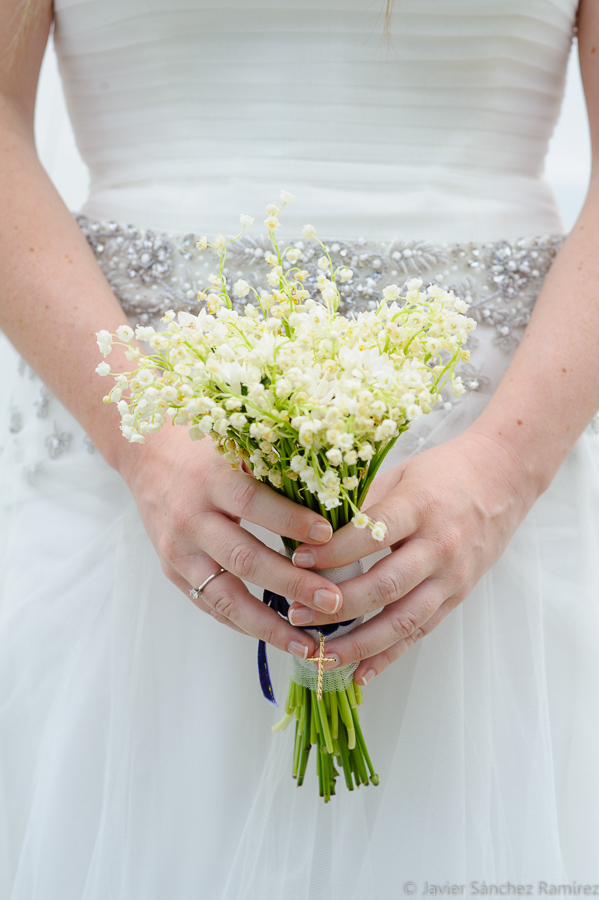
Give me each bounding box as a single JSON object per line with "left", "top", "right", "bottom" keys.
{"left": 292, "top": 720, "right": 301, "bottom": 778}
{"left": 346, "top": 681, "right": 358, "bottom": 709}
{"left": 337, "top": 724, "right": 355, "bottom": 791}
{"left": 351, "top": 705, "right": 379, "bottom": 785}
{"left": 285, "top": 679, "right": 296, "bottom": 715}
{"left": 297, "top": 693, "right": 312, "bottom": 786}
{"left": 329, "top": 690, "right": 339, "bottom": 739}
{"left": 316, "top": 696, "right": 334, "bottom": 755}
{"left": 310, "top": 690, "right": 318, "bottom": 744}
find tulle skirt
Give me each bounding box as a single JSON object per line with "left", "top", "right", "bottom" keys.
{"left": 2, "top": 234, "right": 599, "bottom": 899}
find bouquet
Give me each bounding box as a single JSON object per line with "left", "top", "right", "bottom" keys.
{"left": 96, "top": 191, "right": 475, "bottom": 801}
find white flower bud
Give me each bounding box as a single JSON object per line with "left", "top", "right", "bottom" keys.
{"left": 231, "top": 279, "right": 250, "bottom": 299}
{"left": 266, "top": 267, "right": 283, "bottom": 287}
{"left": 406, "top": 404, "right": 423, "bottom": 420}
{"left": 352, "top": 512, "right": 370, "bottom": 529}
{"left": 337, "top": 432, "right": 354, "bottom": 451}
{"left": 161, "top": 386, "right": 178, "bottom": 402}
{"left": 357, "top": 442, "right": 374, "bottom": 461}
{"left": 95, "top": 361, "right": 111, "bottom": 376}
{"left": 229, "top": 413, "right": 247, "bottom": 429}
{"left": 382, "top": 284, "right": 400, "bottom": 301}
{"left": 325, "top": 448, "right": 343, "bottom": 466}
{"left": 135, "top": 325, "right": 156, "bottom": 341}
{"left": 268, "top": 470, "right": 284, "bottom": 489}
{"left": 137, "top": 369, "right": 155, "bottom": 387}
{"left": 286, "top": 248, "right": 303, "bottom": 264}
{"left": 259, "top": 291, "right": 275, "bottom": 311}
{"left": 116, "top": 325, "right": 134, "bottom": 343}
{"left": 371, "top": 521, "right": 387, "bottom": 541}
{"left": 198, "top": 415, "right": 214, "bottom": 434}
{"left": 280, "top": 190, "right": 296, "bottom": 203}
{"left": 290, "top": 454, "right": 307, "bottom": 473}
{"left": 96, "top": 330, "right": 113, "bottom": 356}
{"left": 239, "top": 214, "right": 255, "bottom": 227}
{"left": 302, "top": 224, "right": 316, "bottom": 239}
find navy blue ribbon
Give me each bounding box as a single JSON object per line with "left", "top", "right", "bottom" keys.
{"left": 258, "top": 588, "right": 356, "bottom": 705}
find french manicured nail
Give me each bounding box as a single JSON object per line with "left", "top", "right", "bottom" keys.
{"left": 308, "top": 521, "right": 332, "bottom": 542}
{"left": 292, "top": 548, "right": 315, "bottom": 567}
{"left": 287, "top": 640, "right": 309, "bottom": 660}
{"left": 288, "top": 607, "right": 314, "bottom": 626}
{"left": 361, "top": 668, "right": 376, "bottom": 686}
{"left": 313, "top": 588, "right": 341, "bottom": 614}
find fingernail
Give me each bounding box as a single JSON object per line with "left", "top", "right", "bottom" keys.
{"left": 292, "top": 548, "right": 315, "bottom": 567}
{"left": 323, "top": 653, "right": 340, "bottom": 669}
{"left": 313, "top": 588, "right": 341, "bottom": 614}
{"left": 288, "top": 607, "right": 314, "bottom": 626}
{"left": 308, "top": 521, "right": 332, "bottom": 542}
{"left": 361, "top": 668, "right": 376, "bottom": 686}
{"left": 287, "top": 640, "right": 309, "bottom": 660}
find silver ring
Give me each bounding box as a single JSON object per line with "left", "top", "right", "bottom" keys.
{"left": 189, "top": 567, "right": 226, "bottom": 600}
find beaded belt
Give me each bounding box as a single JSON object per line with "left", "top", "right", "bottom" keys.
{"left": 0, "top": 218, "right": 568, "bottom": 479}
{"left": 75, "top": 215, "right": 564, "bottom": 350}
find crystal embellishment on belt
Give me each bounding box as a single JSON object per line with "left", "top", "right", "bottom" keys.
{"left": 76, "top": 215, "right": 565, "bottom": 349}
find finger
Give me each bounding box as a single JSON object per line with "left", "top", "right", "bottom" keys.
{"left": 290, "top": 491, "right": 421, "bottom": 571}
{"left": 171, "top": 554, "right": 317, "bottom": 658}
{"left": 197, "top": 569, "right": 317, "bottom": 658}
{"left": 321, "top": 578, "right": 446, "bottom": 669}
{"left": 286, "top": 540, "right": 435, "bottom": 626}
{"left": 216, "top": 467, "right": 334, "bottom": 545}
{"left": 360, "top": 464, "right": 404, "bottom": 509}
{"left": 353, "top": 596, "right": 461, "bottom": 685}
{"left": 161, "top": 560, "right": 247, "bottom": 634}
{"left": 201, "top": 512, "right": 347, "bottom": 615}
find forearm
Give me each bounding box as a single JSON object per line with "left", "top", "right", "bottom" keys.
{"left": 469, "top": 177, "right": 599, "bottom": 496}
{"left": 0, "top": 101, "right": 140, "bottom": 472}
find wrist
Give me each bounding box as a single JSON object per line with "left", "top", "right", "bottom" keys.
{"left": 111, "top": 422, "right": 217, "bottom": 492}
{"left": 463, "top": 410, "right": 560, "bottom": 505}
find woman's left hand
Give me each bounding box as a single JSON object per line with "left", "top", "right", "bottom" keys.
{"left": 287, "top": 427, "right": 541, "bottom": 685}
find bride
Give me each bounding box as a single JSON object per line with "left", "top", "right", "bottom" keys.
{"left": 1, "top": 0, "right": 598, "bottom": 897}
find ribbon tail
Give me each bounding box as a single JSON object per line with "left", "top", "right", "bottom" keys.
{"left": 257, "top": 639, "right": 278, "bottom": 706}
{"left": 257, "top": 588, "right": 291, "bottom": 705}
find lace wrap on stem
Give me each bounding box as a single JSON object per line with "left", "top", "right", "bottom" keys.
{"left": 290, "top": 557, "right": 364, "bottom": 693}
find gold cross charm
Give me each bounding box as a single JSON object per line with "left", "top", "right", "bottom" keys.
{"left": 307, "top": 633, "right": 337, "bottom": 700}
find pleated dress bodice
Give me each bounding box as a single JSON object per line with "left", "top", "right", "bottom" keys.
{"left": 52, "top": 0, "right": 578, "bottom": 240}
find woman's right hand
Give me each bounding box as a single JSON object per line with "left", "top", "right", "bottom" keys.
{"left": 118, "top": 427, "right": 343, "bottom": 659}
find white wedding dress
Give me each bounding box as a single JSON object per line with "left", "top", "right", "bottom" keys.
{"left": 2, "top": 1, "right": 599, "bottom": 897}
